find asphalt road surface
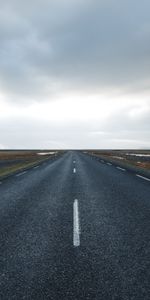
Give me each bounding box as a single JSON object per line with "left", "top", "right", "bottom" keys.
{"left": 0, "top": 151, "right": 150, "bottom": 300}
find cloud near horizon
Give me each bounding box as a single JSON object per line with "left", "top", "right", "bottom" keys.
{"left": 0, "top": 0, "right": 150, "bottom": 148}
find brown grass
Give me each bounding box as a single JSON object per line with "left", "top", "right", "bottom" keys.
{"left": 0, "top": 150, "right": 60, "bottom": 178}
{"left": 87, "top": 150, "right": 150, "bottom": 171}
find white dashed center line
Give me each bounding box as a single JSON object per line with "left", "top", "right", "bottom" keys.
{"left": 73, "top": 199, "right": 80, "bottom": 247}
{"left": 136, "top": 174, "right": 150, "bottom": 182}
{"left": 73, "top": 168, "right": 76, "bottom": 173}
{"left": 73, "top": 160, "right": 76, "bottom": 164}
{"left": 116, "top": 167, "right": 126, "bottom": 171}
{"left": 107, "top": 163, "right": 112, "bottom": 166}
{"left": 34, "top": 166, "right": 39, "bottom": 169}
{"left": 16, "top": 171, "right": 27, "bottom": 177}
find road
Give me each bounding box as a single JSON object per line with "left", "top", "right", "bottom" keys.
{"left": 0, "top": 151, "right": 150, "bottom": 299}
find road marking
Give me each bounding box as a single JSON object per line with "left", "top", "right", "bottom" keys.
{"left": 16, "top": 171, "right": 27, "bottom": 177}
{"left": 73, "top": 160, "right": 76, "bottom": 163}
{"left": 73, "top": 199, "right": 80, "bottom": 247}
{"left": 116, "top": 167, "right": 126, "bottom": 171}
{"left": 107, "top": 162, "right": 112, "bottom": 166}
{"left": 0, "top": 182, "right": 2, "bottom": 185}
{"left": 136, "top": 174, "right": 150, "bottom": 182}
{"left": 73, "top": 168, "right": 76, "bottom": 173}
{"left": 34, "top": 166, "right": 39, "bottom": 169}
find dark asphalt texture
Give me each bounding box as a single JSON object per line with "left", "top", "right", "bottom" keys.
{"left": 0, "top": 151, "right": 150, "bottom": 300}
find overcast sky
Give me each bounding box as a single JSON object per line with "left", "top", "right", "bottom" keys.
{"left": 0, "top": 0, "right": 150, "bottom": 149}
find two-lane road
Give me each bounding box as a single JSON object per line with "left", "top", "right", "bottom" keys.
{"left": 0, "top": 151, "right": 150, "bottom": 299}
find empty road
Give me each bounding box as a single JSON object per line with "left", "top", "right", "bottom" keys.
{"left": 0, "top": 151, "right": 150, "bottom": 299}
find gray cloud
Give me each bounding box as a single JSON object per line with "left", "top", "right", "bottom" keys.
{"left": 0, "top": 0, "right": 150, "bottom": 102}
{"left": 0, "top": 0, "right": 150, "bottom": 148}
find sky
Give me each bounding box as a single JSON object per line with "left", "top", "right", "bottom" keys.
{"left": 0, "top": 0, "right": 150, "bottom": 149}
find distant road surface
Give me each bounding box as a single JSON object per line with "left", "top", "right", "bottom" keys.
{"left": 0, "top": 151, "right": 150, "bottom": 299}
